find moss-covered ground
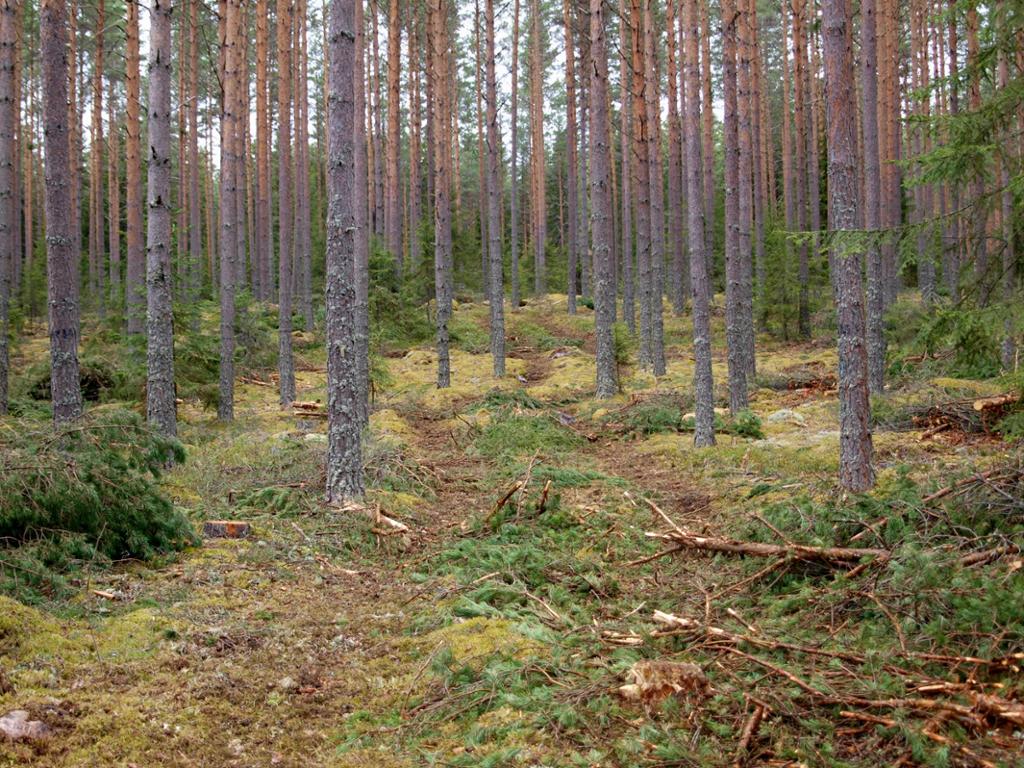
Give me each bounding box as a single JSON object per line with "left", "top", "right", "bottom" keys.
{"left": 2, "top": 295, "right": 1022, "bottom": 767}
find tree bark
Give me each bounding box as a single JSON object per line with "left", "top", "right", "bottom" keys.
{"left": 429, "top": 0, "right": 452, "bottom": 387}
{"left": 666, "top": 0, "right": 686, "bottom": 316}
{"left": 619, "top": 8, "right": 634, "bottom": 331}
{"left": 125, "top": 0, "right": 144, "bottom": 333}
{"left": 407, "top": 6, "right": 422, "bottom": 273}
{"left": 861, "top": 0, "right": 885, "bottom": 393}
{"left": 563, "top": 0, "right": 578, "bottom": 314}
{"left": 107, "top": 81, "right": 120, "bottom": 309}
{"left": 385, "top": 0, "right": 402, "bottom": 265}
{"left": 736, "top": 0, "right": 755, "bottom": 379}
{"left": 218, "top": 0, "right": 241, "bottom": 420}
{"left": 588, "top": 0, "right": 617, "bottom": 399}
{"left": 146, "top": 0, "right": 177, "bottom": 437}
{"left": 325, "top": 0, "right": 364, "bottom": 502}
{"left": 188, "top": 0, "right": 203, "bottom": 302}
{"left": 683, "top": 0, "right": 715, "bottom": 446}
{"left": 485, "top": 0, "right": 505, "bottom": 376}
{"left": 791, "top": 0, "right": 810, "bottom": 338}
{"left": 509, "top": 0, "right": 521, "bottom": 308}
{"left": 821, "top": 0, "right": 874, "bottom": 491}
{"left": 0, "top": 0, "right": 16, "bottom": 414}
{"left": 89, "top": 0, "right": 105, "bottom": 316}
{"left": 642, "top": 0, "right": 665, "bottom": 375}
{"left": 277, "top": 0, "right": 296, "bottom": 404}
{"left": 354, "top": 0, "right": 370, "bottom": 425}
{"left": 529, "top": 0, "right": 546, "bottom": 294}
{"left": 42, "top": 0, "right": 83, "bottom": 423}
{"left": 630, "top": 0, "right": 651, "bottom": 367}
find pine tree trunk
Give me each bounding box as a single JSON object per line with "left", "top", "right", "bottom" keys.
{"left": 430, "top": 0, "right": 452, "bottom": 387}
{"left": 145, "top": 0, "right": 176, "bottom": 437}
{"left": 295, "top": 0, "right": 314, "bottom": 329}
{"left": 666, "top": 0, "right": 686, "bottom": 316}
{"left": 485, "top": 0, "right": 505, "bottom": 375}
{"left": 354, "top": 0, "right": 370, "bottom": 425}
{"left": 255, "top": 0, "right": 270, "bottom": 300}
{"left": 736, "top": 0, "right": 754, "bottom": 380}
{"left": 42, "top": 0, "right": 83, "bottom": 424}
{"left": 619, "top": 10, "right": 634, "bottom": 331}
{"left": 0, "top": 0, "right": 16, "bottom": 414}
{"left": 407, "top": 7, "right": 422, "bottom": 273}
{"left": 277, "top": 0, "right": 296, "bottom": 404}
{"left": 509, "top": 0, "right": 521, "bottom": 308}
{"left": 642, "top": 0, "right": 665, "bottom": 375}
{"left": 125, "top": 0, "right": 144, "bottom": 333}
{"left": 630, "top": 0, "right": 651, "bottom": 366}
{"left": 564, "top": 0, "right": 578, "bottom": 314}
{"left": 683, "top": 0, "right": 714, "bottom": 446}
{"left": 176, "top": 6, "right": 188, "bottom": 299}
{"left": 699, "top": 0, "right": 714, "bottom": 271}
{"left": 107, "top": 82, "right": 120, "bottom": 307}
{"left": 588, "top": 0, "right": 616, "bottom": 398}
{"left": 781, "top": 2, "right": 796, "bottom": 339}
{"left": 325, "top": 0, "right": 364, "bottom": 502}
{"left": 722, "top": 0, "right": 746, "bottom": 413}
{"left": 371, "top": 4, "right": 384, "bottom": 238}
{"left": 89, "top": 0, "right": 105, "bottom": 316}
{"left": 188, "top": 0, "right": 203, "bottom": 302}
{"left": 475, "top": 0, "right": 488, "bottom": 300}
{"left": 791, "top": 0, "right": 810, "bottom": 338}
{"left": 385, "top": 0, "right": 402, "bottom": 265}
{"left": 822, "top": 0, "right": 874, "bottom": 492}
{"left": 218, "top": 0, "right": 241, "bottom": 420}
{"left": 529, "top": 0, "right": 546, "bottom": 294}
{"left": 862, "top": 0, "right": 885, "bottom": 392}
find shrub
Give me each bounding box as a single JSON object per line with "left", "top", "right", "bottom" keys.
{"left": 0, "top": 410, "right": 197, "bottom": 602}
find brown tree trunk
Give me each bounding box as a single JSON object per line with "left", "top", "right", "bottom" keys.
{"left": 666, "top": 0, "right": 686, "bottom": 316}
{"left": 642, "top": 0, "right": 665, "bottom": 375}
{"left": 529, "top": 0, "right": 546, "bottom": 294}
{"left": 630, "top": 0, "right": 651, "bottom": 366}
{"left": 42, "top": 0, "right": 83, "bottom": 423}
{"left": 485, "top": 0, "right": 504, "bottom": 375}
{"left": 355, "top": 0, "right": 370, "bottom": 423}
{"left": 371, "top": 3, "right": 384, "bottom": 238}
{"left": 861, "top": 0, "right": 885, "bottom": 392}
{"left": 0, "top": 0, "right": 16, "bottom": 413}
{"left": 277, "top": 0, "right": 296, "bottom": 404}
{"left": 125, "top": 0, "right": 144, "bottom": 333}
{"left": 589, "top": 0, "right": 616, "bottom": 398}
{"left": 407, "top": 6, "right": 422, "bottom": 272}
{"left": 218, "top": 0, "right": 241, "bottom": 420}
{"left": 736, "top": 0, "right": 754, "bottom": 379}
{"left": 145, "top": 0, "right": 176, "bottom": 437}
{"left": 791, "top": 0, "right": 810, "bottom": 337}
{"left": 619, "top": 7, "right": 634, "bottom": 331}
{"left": 255, "top": 0, "right": 270, "bottom": 300}
{"left": 699, "top": 0, "right": 714, "bottom": 270}
{"left": 684, "top": 0, "right": 714, "bottom": 446}
{"left": 509, "top": 0, "right": 521, "bottom": 308}
{"left": 107, "top": 81, "right": 120, "bottom": 307}
{"left": 429, "top": 0, "right": 452, "bottom": 387}
{"left": 385, "top": 0, "right": 402, "bottom": 265}
{"left": 325, "top": 0, "right": 364, "bottom": 501}
{"left": 822, "top": 0, "right": 874, "bottom": 491}
{"left": 188, "top": 0, "right": 202, "bottom": 301}
{"left": 563, "top": 0, "right": 578, "bottom": 314}
{"left": 89, "top": 0, "right": 105, "bottom": 316}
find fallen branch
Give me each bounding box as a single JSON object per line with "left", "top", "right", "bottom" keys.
{"left": 732, "top": 700, "right": 767, "bottom": 767}
{"left": 485, "top": 482, "right": 522, "bottom": 523}
{"left": 330, "top": 500, "right": 410, "bottom": 534}
{"left": 645, "top": 530, "right": 888, "bottom": 564}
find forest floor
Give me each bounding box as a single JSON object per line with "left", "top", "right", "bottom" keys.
{"left": 2, "top": 295, "right": 1023, "bottom": 767}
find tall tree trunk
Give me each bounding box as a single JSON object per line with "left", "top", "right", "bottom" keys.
{"left": 89, "top": 0, "right": 105, "bottom": 316}
{"left": 791, "top": 0, "right": 810, "bottom": 338}
{"left": 683, "top": 0, "right": 714, "bottom": 446}
{"left": 475, "top": 0, "right": 488, "bottom": 299}
{"left": 589, "top": 0, "right": 616, "bottom": 398}
{"left": 255, "top": 0, "right": 270, "bottom": 300}
{"left": 371, "top": 2, "right": 384, "bottom": 238}
{"left": 22, "top": 54, "right": 34, "bottom": 318}
{"left": 509, "top": 0, "right": 521, "bottom": 308}
{"left": 354, "top": 0, "right": 370, "bottom": 424}
{"left": 643, "top": 0, "right": 665, "bottom": 375}
{"left": 781, "top": 1, "right": 796, "bottom": 339}
{"left": 146, "top": 0, "right": 176, "bottom": 437}
{"left": 630, "top": 0, "right": 651, "bottom": 366}
{"left": 485, "top": 0, "right": 505, "bottom": 375}
{"left": 736, "top": 0, "right": 755, "bottom": 379}
{"left": 529, "top": 0, "right": 546, "bottom": 294}
{"left": 997, "top": 50, "right": 1015, "bottom": 369}
{"left": 218, "top": 0, "right": 241, "bottom": 420}
{"left": 125, "top": 0, "right": 144, "bottom": 333}
{"left": 385, "top": 0, "right": 402, "bottom": 265}
{"left": 295, "top": 0, "right": 314, "bottom": 329}
{"left": 822, "top": 0, "right": 874, "bottom": 491}
{"left": 862, "top": 0, "right": 885, "bottom": 392}
{"left": 666, "top": 0, "right": 686, "bottom": 316}
{"left": 722, "top": 0, "right": 746, "bottom": 412}
{"left": 235, "top": 2, "right": 249, "bottom": 292}
{"left": 277, "top": 0, "right": 296, "bottom": 404}
{"left": 107, "top": 81, "right": 120, "bottom": 307}
{"left": 699, "top": 0, "right": 714, "bottom": 270}
{"left": 619, "top": 8, "right": 634, "bottom": 331}
{"left": 188, "top": 0, "right": 202, "bottom": 302}
{"left": 407, "top": 6, "right": 422, "bottom": 272}
{"left": 42, "top": 0, "right": 83, "bottom": 423}
{"left": 0, "top": 0, "right": 15, "bottom": 414}
{"left": 430, "top": 0, "right": 452, "bottom": 387}
{"left": 325, "top": 0, "right": 364, "bottom": 502}
{"left": 176, "top": 3, "right": 188, "bottom": 298}
{"left": 563, "top": 0, "right": 578, "bottom": 314}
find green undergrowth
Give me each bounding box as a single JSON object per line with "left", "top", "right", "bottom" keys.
{"left": 0, "top": 409, "right": 197, "bottom": 604}
{"left": 604, "top": 398, "right": 765, "bottom": 440}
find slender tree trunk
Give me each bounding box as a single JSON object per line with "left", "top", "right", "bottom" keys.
{"left": 176, "top": 4, "right": 188, "bottom": 298}
{"left": 430, "top": 0, "right": 452, "bottom": 387}
{"left": 125, "top": 0, "right": 144, "bottom": 333}
{"left": 42, "top": 0, "right": 83, "bottom": 423}
{"left": 564, "top": 0, "right": 578, "bottom": 314}
{"left": 354, "top": 0, "right": 370, "bottom": 424}
{"left": 750, "top": 0, "right": 767, "bottom": 328}
{"left": 822, "top": 0, "right": 874, "bottom": 491}
{"left": 22, "top": 55, "right": 34, "bottom": 319}
{"left": 791, "top": 0, "right": 810, "bottom": 337}
{"left": 997, "top": 50, "right": 1015, "bottom": 369}
{"left": 683, "top": 0, "right": 714, "bottom": 446}
{"left": 218, "top": 0, "right": 241, "bottom": 420}
{"left": 107, "top": 82, "right": 120, "bottom": 307}
{"left": 485, "top": 0, "right": 504, "bottom": 375}
{"left": 722, "top": 0, "right": 747, "bottom": 412}
{"left": 385, "top": 0, "right": 402, "bottom": 265}
{"left": 0, "top": 0, "right": 16, "bottom": 414}
{"left": 699, "top": 0, "right": 714, "bottom": 270}
{"left": 146, "top": 0, "right": 176, "bottom": 437}
{"left": 666, "top": 0, "right": 686, "bottom": 316}
{"left": 407, "top": 7, "right": 422, "bottom": 273}
{"left": 325, "top": 0, "right": 364, "bottom": 501}
{"left": 277, "top": 0, "right": 296, "bottom": 404}
{"left": 630, "top": 0, "right": 651, "bottom": 366}
{"left": 589, "top": 0, "right": 616, "bottom": 398}
{"left": 509, "top": 0, "right": 521, "bottom": 308}
{"left": 619, "top": 8, "right": 634, "bottom": 331}
{"left": 736, "top": 0, "right": 754, "bottom": 379}
{"left": 529, "top": 0, "right": 546, "bottom": 294}
{"left": 861, "top": 0, "right": 884, "bottom": 392}
{"left": 371, "top": 3, "right": 384, "bottom": 238}
{"left": 643, "top": 0, "right": 665, "bottom": 375}
{"left": 188, "top": 0, "right": 202, "bottom": 302}
{"left": 943, "top": 0, "right": 960, "bottom": 301}
{"left": 475, "top": 0, "right": 488, "bottom": 298}
{"left": 235, "top": 2, "right": 249, "bottom": 292}
{"left": 781, "top": 2, "right": 796, "bottom": 339}
{"left": 254, "top": 0, "right": 268, "bottom": 300}
{"left": 296, "top": 0, "right": 313, "bottom": 329}
{"left": 89, "top": 0, "right": 105, "bottom": 316}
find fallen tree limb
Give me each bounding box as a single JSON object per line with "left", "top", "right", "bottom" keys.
{"left": 330, "top": 500, "right": 410, "bottom": 534}
{"left": 645, "top": 531, "right": 888, "bottom": 563}
{"left": 732, "top": 700, "right": 767, "bottom": 767}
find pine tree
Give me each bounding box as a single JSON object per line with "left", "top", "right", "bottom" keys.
{"left": 0, "top": 0, "right": 15, "bottom": 414}
{"left": 485, "top": 0, "right": 505, "bottom": 376}
{"left": 277, "top": 0, "right": 296, "bottom": 405}
{"left": 125, "top": 0, "right": 144, "bottom": 334}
